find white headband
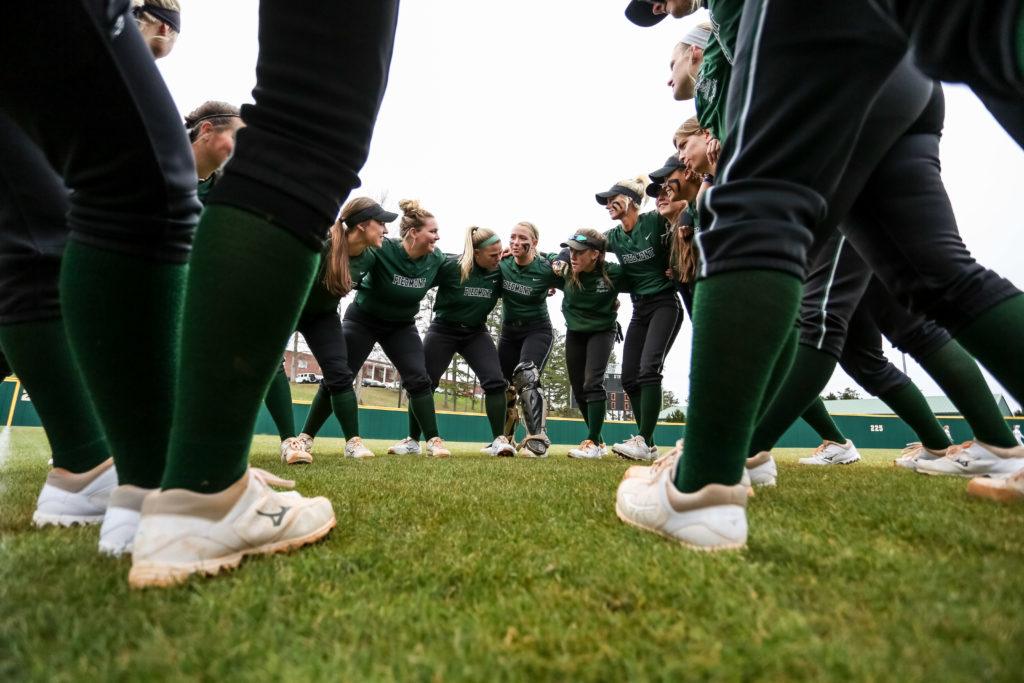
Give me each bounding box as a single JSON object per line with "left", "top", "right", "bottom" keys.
{"left": 680, "top": 25, "right": 710, "bottom": 49}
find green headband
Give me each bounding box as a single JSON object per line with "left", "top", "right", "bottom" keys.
{"left": 477, "top": 233, "right": 500, "bottom": 248}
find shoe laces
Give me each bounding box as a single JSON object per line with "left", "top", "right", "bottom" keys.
{"left": 428, "top": 437, "right": 444, "bottom": 448}
{"left": 900, "top": 443, "right": 922, "bottom": 459}
{"left": 649, "top": 451, "right": 680, "bottom": 476}
{"left": 580, "top": 439, "right": 594, "bottom": 449}
{"left": 250, "top": 467, "right": 295, "bottom": 489}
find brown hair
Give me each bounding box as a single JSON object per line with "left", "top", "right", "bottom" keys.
{"left": 323, "top": 197, "right": 379, "bottom": 297}
{"left": 669, "top": 214, "right": 698, "bottom": 284}
{"left": 460, "top": 226, "right": 499, "bottom": 283}
{"left": 565, "top": 228, "right": 614, "bottom": 293}
{"left": 398, "top": 199, "right": 434, "bottom": 242}
{"left": 673, "top": 116, "right": 706, "bottom": 148}
{"left": 185, "top": 101, "right": 241, "bottom": 143}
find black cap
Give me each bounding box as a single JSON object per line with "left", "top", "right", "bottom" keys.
{"left": 624, "top": 1, "right": 665, "bottom": 27}
{"left": 560, "top": 233, "right": 604, "bottom": 251}
{"left": 649, "top": 154, "right": 685, "bottom": 183}
{"left": 596, "top": 184, "right": 642, "bottom": 206}
{"left": 343, "top": 202, "right": 399, "bottom": 227}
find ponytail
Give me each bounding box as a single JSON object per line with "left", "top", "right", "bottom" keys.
{"left": 324, "top": 196, "right": 379, "bottom": 297}
{"left": 460, "top": 226, "right": 499, "bottom": 283}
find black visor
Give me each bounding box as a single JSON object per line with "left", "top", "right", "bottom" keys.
{"left": 560, "top": 234, "right": 604, "bottom": 251}
{"left": 624, "top": 1, "right": 665, "bottom": 27}
{"left": 596, "top": 184, "right": 642, "bottom": 206}
{"left": 649, "top": 154, "right": 685, "bottom": 183}
{"left": 344, "top": 202, "right": 398, "bottom": 227}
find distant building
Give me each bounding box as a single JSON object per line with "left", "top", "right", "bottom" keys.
{"left": 283, "top": 350, "right": 321, "bottom": 380}
{"left": 822, "top": 394, "right": 1013, "bottom": 417}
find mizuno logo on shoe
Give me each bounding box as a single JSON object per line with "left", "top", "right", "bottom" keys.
{"left": 954, "top": 458, "right": 973, "bottom": 469}
{"left": 256, "top": 506, "right": 290, "bottom": 527}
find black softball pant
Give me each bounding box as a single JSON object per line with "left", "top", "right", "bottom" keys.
{"left": 498, "top": 320, "right": 554, "bottom": 382}
{"left": 565, "top": 329, "right": 617, "bottom": 405}
{"left": 296, "top": 311, "right": 354, "bottom": 395}
{"left": 423, "top": 321, "right": 506, "bottom": 394}
{"left": 621, "top": 292, "right": 683, "bottom": 395}
{"left": 343, "top": 304, "right": 432, "bottom": 397}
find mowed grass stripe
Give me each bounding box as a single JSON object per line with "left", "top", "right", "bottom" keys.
{"left": 1, "top": 427, "right": 1022, "bottom": 681}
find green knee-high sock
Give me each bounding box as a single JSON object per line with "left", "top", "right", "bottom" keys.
{"left": 0, "top": 320, "right": 109, "bottom": 473}
{"left": 409, "top": 393, "right": 439, "bottom": 440}
{"left": 264, "top": 364, "right": 296, "bottom": 440}
{"left": 301, "top": 385, "right": 333, "bottom": 438}
{"left": 627, "top": 389, "right": 643, "bottom": 431}
{"left": 578, "top": 400, "right": 590, "bottom": 426}
{"left": 163, "top": 206, "right": 319, "bottom": 492}
{"left": 587, "top": 399, "right": 606, "bottom": 444}
{"left": 758, "top": 326, "right": 799, "bottom": 422}
{"left": 301, "top": 384, "right": 333, "bottom": 437}
{"left": 485, "top": 391, "right": 507, "bottom": 438}
{"left": 407, "top": 402, "right": 422, "bottom": 441}
{"left": 748, "top": 345, "right": 838, "bottom": 456}
{"left": 639, "top": 384, "right": 662, "bottom": 444}
{"left": 677, "top": 271, "right": 802, "bottom": 493}
{"left": 955, "top": 295, "right": 1024, "bottom": 409}
{"left": 330, "top": 389, "right": 360, "bottom": 440}
{"left": 800, "top": 396, "right": 846, "bottom": 444}
{"left": 877, "top": 382, "right": 950, "bottom": 450}
{"left": 61, "top": 242, "right": 186, "bottom": 488}
{"left": 918, "top": 338, "right": 1016, "bottom": 447}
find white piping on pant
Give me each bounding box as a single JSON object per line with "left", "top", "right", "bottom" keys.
{"left": 816, "top": 235, "right": 847, "bottom": 350}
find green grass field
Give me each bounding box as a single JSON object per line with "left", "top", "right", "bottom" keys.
{"left": 289, "top": 383, "right": 485, "bottom": 413}
{"left": 2, "top": 426, "right": 1022, "bottom": 681}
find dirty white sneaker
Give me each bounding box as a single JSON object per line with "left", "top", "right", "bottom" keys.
{"left": 486, "top": 435, "right": 516, "bottom": 457}
{"left": 388, "top": 437, "right": 421, "bottom": 455}
{"left": 745, "top": 451, "right": 778, "bottom": 486}
{"left": 916, "top": 441, "right": 1024, "bottom": 478}
{"left": 425, "top": 436, "right": 450, "bottom": 458}
{"left": 343, "top": 436, "right": 374, "bottom": 459}
{"left": 281, "top": 437, "right": 312, "bottom": 465}
{"left": 33, "top": 458, "right": 117, "bottom": 527}
{"left": 99, "top": 484, "right": 154, "bottom": 557}
{"left": 798, "top": 439, "right": 861, "bottom": 466}
{"left": 893, "top": 442, "right": 947, "bottom": 471}
{"left": 568, "top": 439, "right": 603, "bottom": 459}
{"left": 296, "top": 432, "right": 314, "bottom": 453}
{"left": 623, "top": 440, "right": 683, "bottom": 480}
{"left": 967, "top": 468, "right": 1024, "bottom": 503}
{"left": 128, "top": 468, "right": 335, "bottom": 588}
{"left": 615, "top": 459, "right": 747, "bottom": 551}
{"left": 612, "top": 435, "right": 654, "bottom": 461}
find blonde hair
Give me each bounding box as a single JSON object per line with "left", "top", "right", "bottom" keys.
{"left": 673, "top": 116, "right": 706, "bottom": 148}
{"left": 324, "top": 197, "right": 379, "bottom": 297}
{"left": 459, "top": 226, "right": 500, "bottom": 283}
{"left": 398, "top": 199, "right": 434, "bottom": 242}
{"left": 132, "top": 0, "right": 181, "bottom": 29}
{"left": 613, "top": 177, "right": 649, "bottom": 208}
{"left": 565, "top": 229, "right": 614, "bottom": 293}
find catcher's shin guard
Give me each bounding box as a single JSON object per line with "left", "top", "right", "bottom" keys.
{"left": 512, "top": 361, "right": 549, "bottom": 456}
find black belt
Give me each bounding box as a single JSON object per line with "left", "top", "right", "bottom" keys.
{"left": 630, "top": 289, "right": 676, "bottom": 304}
{"left": 433, "top": 318, "right": 484, "bottom": 330}
{"left": 503, "top": 316, "right": 550, "bottom": 329}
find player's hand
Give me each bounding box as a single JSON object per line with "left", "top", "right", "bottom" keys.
{"left": 706, "top": 136, "right": 721, "bottom": 170}
{"left": 552, "top": 260, "right": 567, "bottom": 277}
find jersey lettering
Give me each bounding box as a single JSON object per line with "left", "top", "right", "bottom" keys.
{"left": 620, "top": 247, "right": 655, "bottom": 264}
{"left": 392, "top": 274, "right": 427, "bottom": 288}
{"left": 463, "top": 286, "right": 494, "bottom": 299}
{"left": 503, "top": 280, "right": 535, "bottom": 296}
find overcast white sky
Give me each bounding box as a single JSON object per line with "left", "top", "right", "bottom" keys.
{"left": 157, "top": 2, "right": 1024, "bottom": 409}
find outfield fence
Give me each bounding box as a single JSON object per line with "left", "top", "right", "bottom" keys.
{"left": 3, "top": 377, "right": 1020, "bottom": 449}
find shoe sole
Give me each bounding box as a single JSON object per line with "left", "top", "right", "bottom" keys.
{"left": 32, "top": 512, "right": 104, "bottom": 527}
{"left": 613, "top": 447, "right": 654, "bottom": 462}
{"left": 614, "top": 503, "right": 746, "bottom": 552}
{"left": 798, "top": 457, "right": 860, "bottom": 466}
{"left": 966, "top": 479, "right": 1024, "bottom": 503}
{"left": 344, "top": 453, "right": 374, "bottom": 459}
{"left": 426, "top": 452, "right": 450, "bottom": 459}
{"left": 283, "top": 454, "right": 313, "bottom": 465}
{"left": 127, "top": 515, "right": 337, "bottom": 589}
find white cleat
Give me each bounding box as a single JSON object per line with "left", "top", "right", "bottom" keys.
{"left": 486, "top": 435, "right": 516, "bottom": 457}
{"left": 745, "top": 451, "right": 778, "bottom": 487}
{"left": 967, "top": 468, "right": 1024, "bottom": 503}
{"left": 568, "top": 439, "right": 604, "bottom": 459}
{"left": 915, "top": 441, "right": 1024, "bottom": 478}
{"left": 33, "top": 458, "right": 117, "bottom": 527}
{"left": 281, "top": 437, "right": 312, "bottom": 465}
{"left": 296, "top": 432, "right": 314, "bottom": 453}
{"left": 798, "top": 439, "right": 861, "bottom": 466}
{"left": 615, "top": 458, "right": 748, "bottom": 551}
{"left": 425, "top": 436, "right": 451, "bottom": 459}
{"left": 99, "top": 484, "right": 154, "bottom": 557}
{"left": 893, "top": 442, "right": 947, "bottom": 472}
{"left": 128, "top": 468, "right": 335, "bottom": 588}
{"left": 623, "top": 439, "right": 683, "bottom": 481}
{"left": 612, "top": 435, "right": 655, "bottom": 461}
{"left": 387, "top": 437, "right": 422, "bottom": 455}
{"left": 343, "top": 436, "right": 374, "bottom": 459}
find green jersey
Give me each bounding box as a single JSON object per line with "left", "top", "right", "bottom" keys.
{"left": 432, "top": 257, "right": 502, "bottom": 327}
{"left": 196, "top": 170, "right": 220, "bottom": 205}
{"left": 498, "top": 253, "right": 560, "bottom": 324}
{"left": 695, "top": 0, "right": 743, "bottom": 142}
{"left": 557, "top": 262, "right": 628, "bottom": 333}
{"left": 604, "top": 211, "right": 672, "bottom": 296}
{"left": 301, "top": 240, "right": 377, "bottom": 317}
{"left": 354, "top": 238, "right": 446, "bottom": 322}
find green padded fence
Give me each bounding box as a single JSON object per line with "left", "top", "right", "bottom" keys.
{"left": 2, "top": 377, "right": 1016, "bottom": 449}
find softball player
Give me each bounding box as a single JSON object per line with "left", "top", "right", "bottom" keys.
{"left": 554, "top": 230, "right": 629, "bottom": 459}
{"left": 495, "top": 222, "right": 561, "bottom": 457}
{"left": 597, "top": 177, "right": 682, "bottom": 460}
{"left": 390, "top": 226, "right": 511, "bottom": 456}
{"left": 344, "top": 200, "right": 452, "bottom": 458}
